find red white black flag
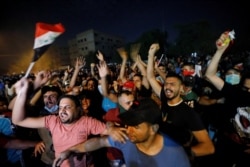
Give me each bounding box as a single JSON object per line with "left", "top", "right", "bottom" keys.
{"left": 24, "top": 22, "right": 65, "bottom": 77}
{"left": 32, "top": 22, "right": 65, "bottom": 62}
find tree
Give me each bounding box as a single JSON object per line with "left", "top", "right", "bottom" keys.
{"left": 168, "top": 21, "right": 216, "bottom": 57}
{"left": 134, "top": 29, "right": 168, "bottom": 60}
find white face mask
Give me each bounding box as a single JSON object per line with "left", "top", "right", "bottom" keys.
{"left": 44, "top": 105, "right": 58, "bottom": 113}
{"left": 225, "top": 74, "right": 240, "bottom": 85}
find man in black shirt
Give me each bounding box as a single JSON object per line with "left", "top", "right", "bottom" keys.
{"left": 205, "top": 30, "right": 250, "bottom": 167}
{"left": 147, "top": 43, "right": 215, "bottom": 160}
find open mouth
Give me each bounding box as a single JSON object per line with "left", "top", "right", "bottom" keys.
{"left": 235, "top": 107, "right": 250, "bottom": 134}
{"left": 60, "top": 112, "right": 68, "bottom": 119}
{"left": 240, "top": 116, "right": 250, "bottom": 129}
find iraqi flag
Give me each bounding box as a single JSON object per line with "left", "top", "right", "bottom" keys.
{"left": 32, "top": 22, "right": 65, "bottom": 62}
{"left": 24, "top": 22, "right": 65, "bottom": 77}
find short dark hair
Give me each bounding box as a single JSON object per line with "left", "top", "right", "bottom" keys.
{"left": 58, "top": 94, "right": 81, "bottom": 107}
{"left": 158, "top": 63, "right": 165, "bottom": 67}
{"left": 79, "top": 90, "right": 93, "bottom": 100}
{"left": 86, "top": 78, "right": 98, "bottom": 88}
{"left": 117, "top": 90, "right": 133, "bottom": 97}
{"left": 182, "top": 62, "right": 195, "bottom": 69}
{"left": 58, "top": 94, "right": 82, "bottom": 119}
{"left": 41, "top": 85, "right": 62, "bottom": 96}
{"left": 133, "top": 73, "right": 143, "bottom": 80}
{"left": 165, "top": 72, "right": 183, "bottom": 84}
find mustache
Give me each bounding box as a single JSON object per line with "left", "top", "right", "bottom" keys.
{"left": 164, "top": 88, "right": 173, "bottom": 92}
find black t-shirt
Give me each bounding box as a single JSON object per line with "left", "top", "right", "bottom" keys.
{"left": 135, "top": 85, "right": 152, "bottom": 100}
{"left": 195, "top": 79, "right": 225, "bottom": 128}
{"left": 219, "top": 82, "right": 250, "bottom": 144}
{"left": 160, "top": 88, "right": 205, "bottom": 144}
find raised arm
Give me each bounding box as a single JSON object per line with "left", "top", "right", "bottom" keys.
{"left": 136, "top": 55, "right": 150, "bottom": 89}
{"left": 30, "top": 75, "right": 56, "bottom": 106}
{"left": 12, "top": 77, "right": 46, "bottom": 128}
{"left": 117, "top": 47, "right": 128, "bottom": 83}
{"left": 69, "top": 56, "right": 86, "bottom": 88}
{"left": 205, "top": 31, "right": 231, "bottom": 91}
{"left": 130, "top": 42, "right": 150, "bottom": 88}
{"left": 154, "top": 60, "right": 167, "bottom": 82}
{"left": 96, "top": 51, "right": 109, "bottom": 97}
{"left": 29, "top": 88, "right": 42, "bottom": 106}
{"left": 146, "top": 43, "right": 161, "bottom": 97}
{"left": 62, "top": 66, "right": 73, "bottom": 85}
{"left": 8, "top": 70, "right": 51, "bottom": 110}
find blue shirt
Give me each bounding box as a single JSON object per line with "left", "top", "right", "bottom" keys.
{"left": 102, "top": 97, "right": 118, "bottom": 112}
{"left": 0, "top": 117, "right": 13, "bottom": 136}
{"left": 108, "top": 133, "right": 190, "bottom": 167}
{"left": 0, "top": 117, "right": 22, "bottom": 163}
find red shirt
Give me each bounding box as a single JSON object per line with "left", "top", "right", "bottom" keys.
{"left": 103, "top": 107, "right": 124, "bottom": 160}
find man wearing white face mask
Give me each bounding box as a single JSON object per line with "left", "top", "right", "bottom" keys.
{"left": 40, "top": 85, "right": 62, "bottom": 115}
{"left": 205, "top": 31, "right": 250, "bottom": 167}
{"left": 224, "top": 68, "right": 241, "bottom": 86}
{"left": 32, "top": 85, "right": 62, "bottom": 167}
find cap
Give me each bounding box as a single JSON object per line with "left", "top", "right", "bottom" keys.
{"left": 122, "top": 81, "right": 135, "bottom": 91}
{"left": 118, "top": 98, "right": 161, "bottom": 126}
{"left": 41, "top": 85, "right": 62, "bottom": 96}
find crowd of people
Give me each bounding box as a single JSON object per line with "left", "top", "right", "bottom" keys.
{"left": 1, "top": 30, "right": 250, "bottom": 167}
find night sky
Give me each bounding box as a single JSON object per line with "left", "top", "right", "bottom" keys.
{"left": 0, "top": 0, "right": 248, "bottom": 74}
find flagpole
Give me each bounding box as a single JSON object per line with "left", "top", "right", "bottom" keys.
{"left": 157, "top": 54, "right": 164, "bottom": 66}
{"left": 24, "top": 62, "right": 35, "bottom": 78}
{"left": 23, "top": 22, "right": 65, "bottom": 78}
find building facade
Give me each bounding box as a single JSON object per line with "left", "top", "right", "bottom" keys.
{"left": 68, "top": 29, "right": 125, "bottom": 64}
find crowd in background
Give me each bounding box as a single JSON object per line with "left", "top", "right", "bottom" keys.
{"left": 1, "top": 31, "right": 250, "bottom": 167}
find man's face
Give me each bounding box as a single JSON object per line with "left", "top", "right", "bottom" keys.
{"left": 126, "top": 122, "right": 152, "bottom": 143}
{"left": 87, "top": 80, "right": 95, "bottom": 91}
{"left": 182, "top": 85, "right": 192, "bottom": 96}
{"left": 58, "top": 98, "right": 78, "bottom": 124}
{"left": 43, "top": 91, "right": 58, "bottom": 109}
{"left": 118, "top": 93, "right": 134, "bottom": 111}
{"left": 158, "top": 66, "right": 166, "bottom": 73}
{"left": 164, "top": 77, "right": 182, "bottom": 100}
{"left": 81, "top": 98, "right": 91, "bottom": 113}
{"left": 181, "top": 65, "right": 195, "bottom": 76}
{"left": 226, "top": 69, "right": 240, "bottom": 75}
{"left": 133, "top": 76, "right": 142, "bottom": 88}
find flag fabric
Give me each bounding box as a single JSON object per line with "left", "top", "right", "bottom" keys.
{"left": 32, "top": 22, "right": 65, "bottom": 61}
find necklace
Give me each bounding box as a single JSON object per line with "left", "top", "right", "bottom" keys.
{"left": 167, "top": 99, "right": 183, "bottom": 106}
{"left": 162, "top": 112, "right": 168, "bottom": 122}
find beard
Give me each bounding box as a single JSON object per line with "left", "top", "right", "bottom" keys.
{"left": 164, "top": 89, "right": 178, "bottom": 100}
{"left": 59, "top": 112, "right": 74, "bottom": 124}
{"left": 62, "top": 113, "right": 81, "bottom": 124}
